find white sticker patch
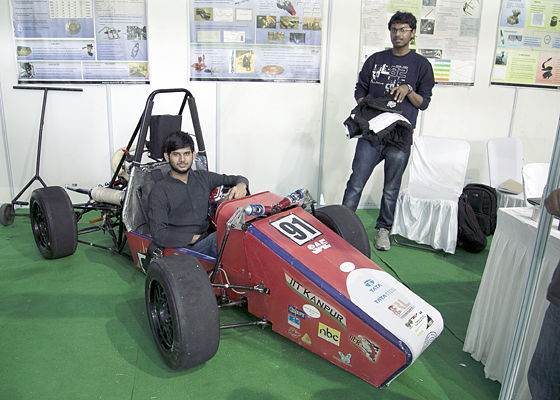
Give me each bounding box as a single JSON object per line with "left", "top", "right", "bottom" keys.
{"left": 303, "top": 304, "right": 320, "bottom": 318}
{"left": 340, "top": 261, "right": 355, "bottom": 273}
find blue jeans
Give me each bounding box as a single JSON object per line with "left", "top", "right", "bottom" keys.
{"left": 343, "top": 138, "right": 410, "bottom": 230}
{"left": 189, "top": 231, "right": 218, "bottom": 258}
{"left": 528, "top": 302, "right": 560, "bottom": 400}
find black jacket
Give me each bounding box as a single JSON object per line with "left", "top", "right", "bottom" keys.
{"left": 344, "top": 94, "right": 413, "bottom": 152}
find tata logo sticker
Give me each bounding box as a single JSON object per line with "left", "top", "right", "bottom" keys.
{"left": 288, "top": 314, "right": 301, "bottom": 329}
{"left": 307, "top": 238, "right": 331, "bottom": 254}
{"left": 363, "top": 278, "right": 382, "bottom": 293}
{"left": 288, "top": 305, "right": 305, "bottom": 320}
{"left": 285, "top": 272, "right": 347, "bottom": 329}
{"left": 318, "top": 322, "right": 340, "bottom": 346}
{"left": 350, "top": 334, "right": 380, "bottom": 363}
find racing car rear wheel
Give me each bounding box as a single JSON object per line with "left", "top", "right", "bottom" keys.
{"left": 314, "top": 205, "right": 371, "bottom": 258}
{"left": 30, "top": 186, "right": 78, "bottom": 259}
{"left": 0, "top": 203, "right": 15, "bottom": 226}
{"left": 146, "top": 254, "right": 219, "bottom": 370}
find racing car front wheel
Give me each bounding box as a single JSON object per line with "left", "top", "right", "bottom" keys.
{"left": 30, "top": 186, "right": 78, "bottom": 259}
{"left": 314, "top": 205, "right": 371, "bottom": 258}
{"left": 145, "top": 254, "right": 219, "bottom": 370}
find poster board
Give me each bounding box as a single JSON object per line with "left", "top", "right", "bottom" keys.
{"left": 491, "top": 0, "right": 560, "bottom": 89}
{"left": 189, "top": 0, "right": 323, "bottom": 82}
{"left": 10, "top": 0, "right": 149, "bottom": 84}
{"left": 360, "top": 0, "right": 483, "bottom": 85}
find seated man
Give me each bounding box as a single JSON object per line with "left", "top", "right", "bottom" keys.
{"left": 148, "top": 131, "right": 248, "bottom": 258}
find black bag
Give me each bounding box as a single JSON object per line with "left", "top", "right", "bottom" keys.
{"left": 457, "top": 194, "right": 487, "bottom": 253}
{"left": 462, "top": 184, "right": 497, "bottom": 235}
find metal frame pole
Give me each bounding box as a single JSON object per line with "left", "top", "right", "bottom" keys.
{"left": 499, "top": 115, "right": 560, "bottom": 399}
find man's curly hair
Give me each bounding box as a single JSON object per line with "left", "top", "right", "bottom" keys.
{"left": 388, "top": 11, "right": 417, "bottom": 30}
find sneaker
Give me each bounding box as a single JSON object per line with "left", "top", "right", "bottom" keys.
{"left": 375, "top": 228, "right": 391, "bottom": 251}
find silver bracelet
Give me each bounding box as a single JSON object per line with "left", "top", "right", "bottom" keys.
{"left": 406, "top": 84, "right": 413, "bottom": 94}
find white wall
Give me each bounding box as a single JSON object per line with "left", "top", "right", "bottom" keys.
{"left": 1, "top": 0, "right": 558, "bottom": 208}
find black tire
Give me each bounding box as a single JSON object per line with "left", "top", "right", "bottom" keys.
{"left": 0, "top": 203, "right": 15, "bottom": 226}
{"left": 314, "top": 205, "right": 371, "bottom": 258}
{"left": 30, "top": 186, "right": 78, "bottom": 259}
{"left": 145, "top": 254, "right": 219, "bottom": 370}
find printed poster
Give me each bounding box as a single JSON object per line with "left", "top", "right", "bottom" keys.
{"left": 491, "top": 0, "right": 560, "bottom": 89}
{"left": 360, "top": 0, "right": 483, "bottom": 85}
{"left": 10, "top": 0, "right": 149, "bottom": 84}
{"left": 190, "top": 0, "right": 323, "bottom": 82}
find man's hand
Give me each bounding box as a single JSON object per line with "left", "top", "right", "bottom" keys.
{"left": 544, "top": 188, "right": 560, "bottom": 217}
{"left": 227, "top": 182, "right": 248, "bottom": 200}
{"left": 190, "top": 233, "right": 201, "bottom": 244}
{"left": 390, "top": 84, "right": 410, "bottom": 103}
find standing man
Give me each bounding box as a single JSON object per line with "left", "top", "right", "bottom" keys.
{"left": 527, "top": 188, "right": 560, "bottom": 399}
{"left": 148, "top": 131, "right": 248, "bottom": 258}
{"left": 343, "top": 11, "right": 435, "bottom": 251}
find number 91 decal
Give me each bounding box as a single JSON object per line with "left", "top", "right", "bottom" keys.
{"left": 270, "top": 214, "right": 322, "bottom": 245}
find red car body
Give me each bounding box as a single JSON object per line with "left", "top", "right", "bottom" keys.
{"left": 127, "top": 190, "right": 443, "bottom": 387}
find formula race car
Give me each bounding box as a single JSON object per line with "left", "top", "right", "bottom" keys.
{"left": 22, "top": 89, "right": 443, "bottom": 388}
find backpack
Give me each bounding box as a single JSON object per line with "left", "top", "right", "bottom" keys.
{"left": 462, "top": 184, "right": 498, "bottom": 235}
{"left": 457, "top": 194, "right": 487, "bottom": 253}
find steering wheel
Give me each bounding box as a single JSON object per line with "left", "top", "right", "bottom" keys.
{"left": 208, "top": 185, "right": 233, "bottom": 225}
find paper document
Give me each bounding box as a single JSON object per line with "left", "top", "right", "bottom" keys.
{"left": 498, "top": 179, "right": 523, "bottom": 195}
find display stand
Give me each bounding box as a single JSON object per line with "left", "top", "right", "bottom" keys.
{"left": 0, "top": 86, "right": 83, "bottom": 226}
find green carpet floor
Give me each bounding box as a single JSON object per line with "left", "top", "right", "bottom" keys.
{"left": 0, "top": 209, "right": 500, "bottom": 400}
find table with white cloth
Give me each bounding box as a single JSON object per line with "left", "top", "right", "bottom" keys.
{"left": 463, "top": 207, "right": 560, "bottom": 399}
{"left": 497, "top": 191, "right": 525, "bottom": 208}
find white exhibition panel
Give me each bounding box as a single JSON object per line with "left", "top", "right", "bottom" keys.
{"left": 0, "top": 89, "right": 9, "bottom": 198}
{"left": 0, "top": 0, "right": 559, "bottom": 208}
{"left": 218, "top": 82, "right": 323, "bottom": 197}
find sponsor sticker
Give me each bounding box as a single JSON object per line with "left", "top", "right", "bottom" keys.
{"left": 388, "top": 297, "right": 415, "bottom": 320}
{"left": 405, "top": 310, "right": 434, "bottom": 336}
{"left": 285, "top": 272, "right": 347, "bottom": 329}
{"left": 318, "top": 322, "right": 340, "bottom": 346}
{"left": 307, "top": 238, "right": 331, "bottom": 254}
{"left": 288, "top": 314, "right": 301, "bottom": 329}
{"left": 350, "top": 334, "right": 380, "bottom": 363}
{"left": 288, "top": 305, "right": 305, "bottom": 320}
{"left": 369, "top": 287, "right": 396, "bottom": 305}
{"left": 302, "top": 333, "right": 312, "bottom": 345}
{"left": 303, "top": 304, "right": 320, "bottom": 318}
{"left": 288, "top": 327, "right": 301, "bottom": 339}
{"left": 333, "top": 352, "right": 352, "bottom": 366}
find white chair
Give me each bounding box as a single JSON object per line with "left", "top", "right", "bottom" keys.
{"left": 487, "top": 138, "right": 525, "bottom": 208}
{"left": 522, "top": 162, "right": 550, "bottom": 202}
{"left": 391, "top": 136, "right": 470, "bottom": 254}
